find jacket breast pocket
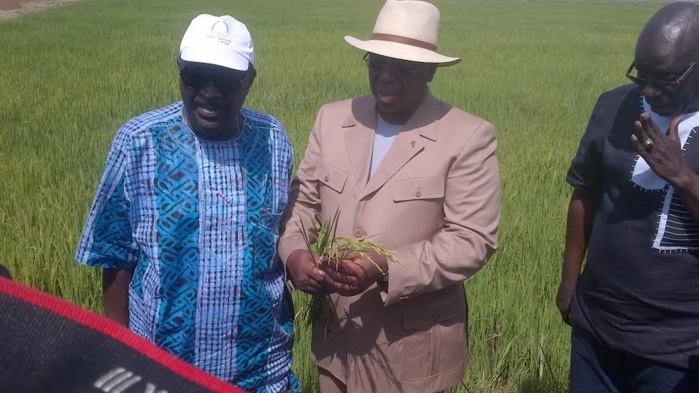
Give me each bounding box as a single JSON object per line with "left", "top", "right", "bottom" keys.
{"left": 393, "top": 176, "right": 445, "bottom": 203}
{"left": 315, "top": 159, "right": 349, "bottom": 194}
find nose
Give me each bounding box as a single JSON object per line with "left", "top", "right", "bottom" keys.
{"left": 641, "top": 83, "right": 664, "bottom": 101}
{"left": 198, "top": 80, "right": 224, "bottom": 98}
{"left": 375, "top": 63, "right": 399, "bottom": 83}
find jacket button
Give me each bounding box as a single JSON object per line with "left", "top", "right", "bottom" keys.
{"left": 353, "top": 228, "right": 363, "bottom": 238}
{"left": 415, "top": 191, "right": 422, "bottom": 197}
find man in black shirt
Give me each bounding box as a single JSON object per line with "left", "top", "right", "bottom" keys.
{"left": 557, "top": 2, "right": 699, "bottom": 392}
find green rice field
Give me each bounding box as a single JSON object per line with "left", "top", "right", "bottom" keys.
{"left": 0, "top": 0, "right": 666, "bottom": 391}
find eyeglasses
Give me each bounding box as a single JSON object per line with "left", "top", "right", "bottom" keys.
{"left": 179, "top": 66, "right": 249, "bottom": 92}
{"left": 625, "top": 59, "right": 698, "bottom": 89}
{"left": 364, "top": 53, "right": 422, "bottom": 79}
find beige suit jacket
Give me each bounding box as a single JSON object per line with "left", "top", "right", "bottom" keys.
{"left": 279, "top": 93, "right": 500, "bottom": 393}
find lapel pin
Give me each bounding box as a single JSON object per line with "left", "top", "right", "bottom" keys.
{"left": 410, "top": 140, "right": 416, "bottom": 148}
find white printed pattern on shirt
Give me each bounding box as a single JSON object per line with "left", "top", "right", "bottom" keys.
{"left": 631, "top": 98, "right": 699, "bottom": 251}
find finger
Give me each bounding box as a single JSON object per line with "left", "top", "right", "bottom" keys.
{"left": 307, "top": 277, "right": 328, "bottom": 291}
{"left": 342, "top": 255, "right": 369, "bottom": 267}
{"left": 336, "top": 271, "right": 360, "bottom": 286}
{"left": 342, "top": 251, "right": 362, "bottom": 261}
{"left": 331, "top": 259, "right": 352, "bottom": 273}
{"left": 325, "top": 269, "right": 358, "bottom": 285}
{"left": 321, "top": 261, "right": 341, "bottom": 273}
{"left": 343, "top": 256, "right": 367, "bottom": 267}
{"left": 327, "top": 281, "right": 355, "bottom": 296}
{"left": 323, "top": 260, "right": 359, "bottom": 276}
{"left": 668, "top": 115, "right": 682, "bottom": 141}
{"left": 301, "top": 280, "right": 323, "bottom": 294}
{"left": 630, "top": 134, "right": 651, "bottom": 159}
{"left": 633, "top": 120, "right": 651, "bottom": 146}
{"left": 639, "top": 113, "right": 657, "bottom": 137}
{"left": 562, "top": 315, "right": 571, "bottom": 326}
{"left": 308, "top": 265, "right": 326, "bottom": 282}
{"left": 639, "top": 112, "right": 661, "bottom": 139}
{"left": 320, "top": 257, "right": 344, "bottom": 272}
{"left": 562, "top": 310, "right": 572, "bottom": 326}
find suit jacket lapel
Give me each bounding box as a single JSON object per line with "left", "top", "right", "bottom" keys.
{"left": 359, "top": 94, "right": 439, "bottom": 200}
{"left": 343, "top": 96, "right": 376, "bottom": 191}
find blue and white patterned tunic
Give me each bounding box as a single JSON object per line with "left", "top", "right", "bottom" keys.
{"left": 76, "top": 102, "right": 299, "bottom": 392}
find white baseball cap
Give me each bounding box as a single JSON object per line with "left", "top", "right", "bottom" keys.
{"left": 179, "top": 14, "right": 254, "bottom": 71}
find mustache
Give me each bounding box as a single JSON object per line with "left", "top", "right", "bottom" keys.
{"left": 375, "top": 85, "right": 400, "bottom": 94}
{"left": 193, "top": 99, "right": 224, "bottom": 111}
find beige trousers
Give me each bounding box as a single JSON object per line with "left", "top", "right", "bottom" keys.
{"left": 317, "top": 367, "right": 445, "bottom": 393}
{"left": 318, "top": 367, "right": 346, "bottom": 393}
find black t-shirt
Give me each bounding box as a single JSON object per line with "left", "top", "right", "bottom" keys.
{"left": 568, "top": 84, "right": 699, "bottom": 369}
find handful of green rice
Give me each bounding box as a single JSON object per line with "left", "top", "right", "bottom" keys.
{"left": 296, "top": 209, "right": 400, "bottom": 335}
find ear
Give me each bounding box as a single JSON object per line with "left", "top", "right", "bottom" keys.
{"left": 426, "top": 66, "right": 437, "bottom": 82}
{"left": 242, "top": 68, "right": 257, "bottom": 94}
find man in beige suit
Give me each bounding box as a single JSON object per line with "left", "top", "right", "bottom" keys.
{"left": 278, "top": 1, "right": 500, "bottom": 392}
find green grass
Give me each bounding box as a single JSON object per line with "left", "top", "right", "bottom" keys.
{"left": 0, "top": 0, "right": 664, "bottom": 391}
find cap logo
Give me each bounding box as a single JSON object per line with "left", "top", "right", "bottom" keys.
{"left": 211, "top": 20, "right": 229, "bottom": 38}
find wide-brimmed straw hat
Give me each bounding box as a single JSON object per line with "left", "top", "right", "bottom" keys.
{"left": 344, "top": 0, "right": 460, "bottom": 66}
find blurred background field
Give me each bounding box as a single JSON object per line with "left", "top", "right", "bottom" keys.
{"left": 0, "top": 0, "right": 665, "bottom": 391}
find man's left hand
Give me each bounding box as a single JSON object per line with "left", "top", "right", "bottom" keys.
{"left": 321, "top": 251, "right": 388, "bottom": 296}
{"left": 631, "top": 113, "right": 695, "bottom": 189}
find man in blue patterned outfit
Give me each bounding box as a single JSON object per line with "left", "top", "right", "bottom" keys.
{"left": 76, "top": 14, "right": 299, "bottom": 392}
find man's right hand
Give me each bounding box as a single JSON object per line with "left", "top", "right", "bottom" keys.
{"left": 556, "top": 189, "right": 598, "bottom": 327}
{"left": 555, "top": 281, "right": 574, "bottom": 326}
{"left": 286, "top": 249, "right": 328, "bottom": 295}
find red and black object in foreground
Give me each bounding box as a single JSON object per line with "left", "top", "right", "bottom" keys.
{"left": 0, "top": 276, "right": 247, "bottom": 393}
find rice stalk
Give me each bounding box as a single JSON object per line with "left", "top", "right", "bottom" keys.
{"left": 296, "top": 208, "right": 401, "bottom": 334}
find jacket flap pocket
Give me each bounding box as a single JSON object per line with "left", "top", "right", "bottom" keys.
{"left": 393, "top": 176, "right": 445, "bottom": 202}
{"left": 403, "top": 297, "right": 462, "bottom": 330}
{"left": 315, "top": 160, "right": 349, "bottom": 194}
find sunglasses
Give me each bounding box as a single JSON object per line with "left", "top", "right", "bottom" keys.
{"left": 179, "top": 66, "right": 249, "bottom": 92}
{"left": 625, "top": 59, "right": 698, "bottom": 89}
{"left": 363, "top": 53, "right": 423, "bottom": 79}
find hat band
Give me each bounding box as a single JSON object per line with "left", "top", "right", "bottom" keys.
{"left": 371, "top": 33, "right": 437, "bottom": 52}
